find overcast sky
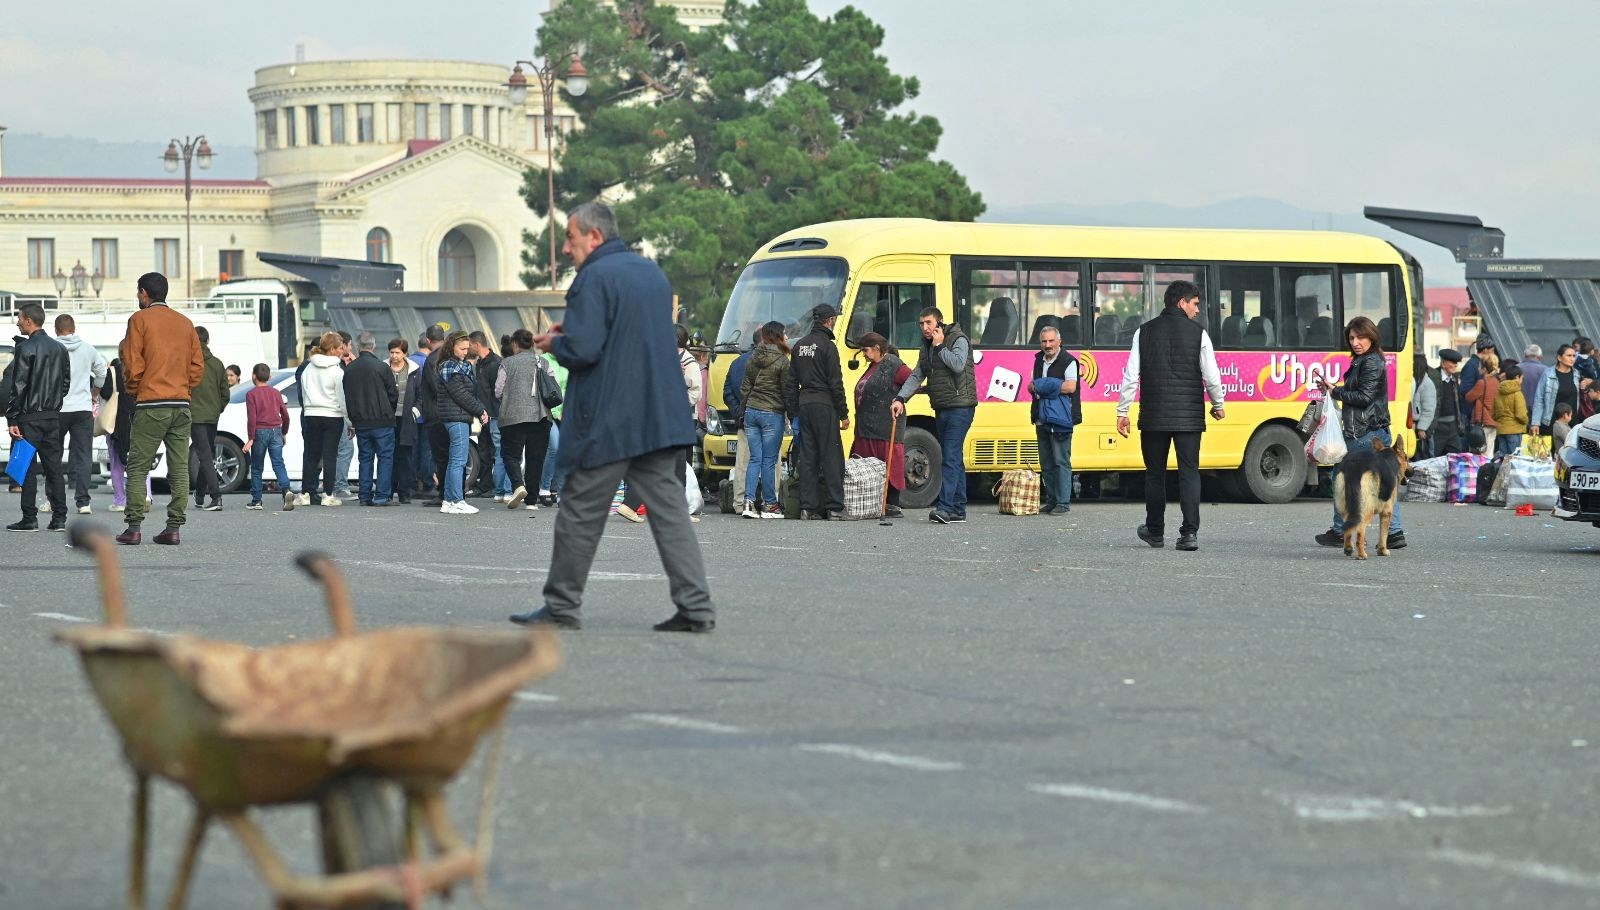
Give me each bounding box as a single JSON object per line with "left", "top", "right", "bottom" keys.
{"left": 5, "top": 0, "right": 1600, "bottom": 259}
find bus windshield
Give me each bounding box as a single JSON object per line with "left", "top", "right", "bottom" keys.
{"left": 715, "top": 257, "right": 847, "bottom": 351}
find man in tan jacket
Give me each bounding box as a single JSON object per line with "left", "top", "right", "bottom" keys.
{"left": 117, "top": 272, "right": 205, "bottom": 546}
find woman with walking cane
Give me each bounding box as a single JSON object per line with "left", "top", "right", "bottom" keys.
{"left": 852, "top": 333, "right": 912, "bottom": 518}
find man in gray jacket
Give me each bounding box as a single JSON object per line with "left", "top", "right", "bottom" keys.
{"left": 1410, "top": 354, "right": 1437, "bottom": 459}
{"left": 53, "top": 315, "right": 107, "bottom": 514}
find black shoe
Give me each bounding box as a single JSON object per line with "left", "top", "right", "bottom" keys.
{"left": 1386, "top": 531, "right": 1407, "bottom": 550}
{"left": 1314, "top": 529, "right": 1344, "bottom": 548}
{"left": 6, "top": 519, "right": 38, "bottom": 532}
{"left": 945, "top": 513, "right": 967, "bottom": 523}
{"left": 203, "top": 498, "right": 222, "bottom": 511}
{"left": 798, "top": 509, "right": 819, "bottom": 521}
{"left": 420, "top": 499, "right": 442, "bottom": 507}
{"left": 1048, "top": 504, "right": 1072, "bottom": 515}
{"left": 885, "top": 506, "right": 903, "bottom": 518}
{"left": 509, "top": 607, "right": 581, "bottom": 630}
{"left": 46, "top": 518, "right": 67, "bottom": 532}
{"left": 1136, "top": 524, "right": 1164, "bottom": 548}
{"left": 1176, "top": 533, "right": 1198, "bottom": 551}
{"left": 929, "top": 510, "right": 950, "bottom": 524}
{"left": 398, "top": 494, "right": 411, "bottom": 504}
{"left": 360, "top": 500, "right": 374, "bottom": 507}
{"left": 653, "top": 613, "right": 715, "bottom": 633}
{"left": 369, "top": 500, "right": 393, "bottom": 507}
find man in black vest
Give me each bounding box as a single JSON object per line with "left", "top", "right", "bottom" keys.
{"left": 1116, "top": 281, "right": 1226, "bottom": 551}
{"left": 1429, "top": 349, "right": 1465, "bottom": 456}
{"left": 789, "top": 304, "right": 849, "bottom": 519}
{"left": 893, "top": 306, "right": 978, "bottom": 523}
{"left": 1030, "top": 324, "right": 1080, "bottom": 514}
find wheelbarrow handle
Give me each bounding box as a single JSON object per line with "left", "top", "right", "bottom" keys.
{"left": 68, "top": 523, "right": 128, "bottom": 629}
{"left": 294, "top": 552, "right": 358, "bottom": 636}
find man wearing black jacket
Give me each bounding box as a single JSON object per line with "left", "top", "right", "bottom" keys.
{"left": 788, "top": 303, "right": 849, "bottom": 519}
{"left": 343, "top": 332, "right": 399, "bottom": 506}
{"left": 6, "top": 303, "right": 71, "bottom": 532}
{"left": 468, "top": 332, "right": 507, "bottom": 499}
{"left": 416, "top": 342, "right": 452, "bottom": 506}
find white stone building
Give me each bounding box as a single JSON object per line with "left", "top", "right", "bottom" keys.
{"left": 0, "top": 1, "right": 725, "bottom": 300}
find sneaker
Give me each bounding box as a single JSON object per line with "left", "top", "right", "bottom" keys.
{"left": 77, "top": 504, "right": 92, "bottom": 515}
{"left": 297, "top": 493, "right": 313, "bottom": 506}
{"left": 203, "top": 498, "right": 223, "bottom": 511}
{"left": 616, "top": 504, "right": 645, "bottom": 523}
{"left": 46, "top": 518, "right": 67, "bottom": 532}
{"left": 440, "top": 501, "right": 455, "bottom": 514}
{"left": 1137, "top": 524, "right": 1164, "bottom": 548}
{"left": 929, "top": 510, "right": 950, "bottom": 524}
{"left": 525, "top": 503, "right": 540, "bottom": 510}
{"left": 760, "top": 503, "right": 785, "bottom": 519}
{"left": 6, "top": 520, "right": 38, "bottom": 532}
{"left": 1314, "top": 529, "right": 1344, "bottom": 548}
{"left": 741, "top": 499, "right": 760, "bottom": 519}
{"left": 494, "top": 494, "right": 510, "bottom": 503}
{"left": 1386, "top": 531, "right": 1407, "bottom": 550}
{"left": 109, "top": 503, "right": 126, "bottom": 512}
{"left": 457, "top": 500, "right": 480, "bottom": 514}
{"left": 945, "top": 514, "right": 968, "bottom": 523}
{"left": 246, "top": 501, "right": 264, "bottom": 511}
{"left": 321, "top": 494, "right": 342, "bottom": 507}
{"left": 508, "top": 486, "right": 528, "bottom": 509}
{"left": 283, "top": 491, "right": 296, "bottom": 511}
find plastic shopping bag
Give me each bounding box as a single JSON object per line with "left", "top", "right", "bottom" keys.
{"left": 685, "top": 469, "right": 704, "bottom": 515}
{"left": 1308, "top": 400, "right": 1347, "bottom": 464}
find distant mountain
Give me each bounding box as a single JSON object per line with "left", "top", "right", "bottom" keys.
{"left": 984, "top": 197, "right": 1466, "bottom": 287}
{"left": 2, "top": 132, "right": 257, "bottom": 180}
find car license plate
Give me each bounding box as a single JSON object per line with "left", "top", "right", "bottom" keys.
{"left": 1570, "top": 471, "right": 1600, "bottom": 491}
{"left": 726, "top": 439, "right": 738, "bottom": 454}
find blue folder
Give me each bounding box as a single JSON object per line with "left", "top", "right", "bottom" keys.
{"left": 7, "top": 437, "right": 36, "bottom": 485}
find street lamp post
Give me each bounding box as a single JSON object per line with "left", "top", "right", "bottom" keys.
{"left": 162, "top": 135, "right": 214, "bottom": 298}
{"left": 507, "top": 55, "right": 589, "bottom": 290}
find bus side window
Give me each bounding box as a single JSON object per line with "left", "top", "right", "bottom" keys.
{"left": 1091, "top": 266, "right": 1143, "bottom": 349}
{"left": 1340, "top": 267, "right": 1395, "bottom": 350}
{"left": 1281, "top": 267, "right": 1335, "bottom": 349}
{"left": 1218, "top": 265, "right": 1274, "bottom": 349}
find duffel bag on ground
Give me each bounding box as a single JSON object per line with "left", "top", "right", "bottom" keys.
{"left": 1446, "top": 453, "right": 1490, "bottom": 504}
{"left": 842, "top": 456, "right": 886, "bottom": 520}
{"left": 1503, "top": 455, "right": 1558, "bottom": 510}
{"left": 780, "top": 465, "right": 801, "bottom": 519}
{"left": 1404, "top": 456, "right": 1450, "bottom": 502}
{"left": 995, "top": 469, "right": 1041, "bottom": 516}
{"left": 1476, "top": 456, "right": 1506, "bottom": 507}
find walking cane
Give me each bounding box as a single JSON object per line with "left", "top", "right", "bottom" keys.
{"left": 878, "top": 418, "right": 897, "bottom": 527}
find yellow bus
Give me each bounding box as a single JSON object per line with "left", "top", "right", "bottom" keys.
{"left": 703, "top": 219, "right": 1420, "bottom": 508}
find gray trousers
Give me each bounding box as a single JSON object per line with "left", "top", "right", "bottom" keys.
{"left": 334, "top": 419, "right": 354, "bottom": 491}
{"left": 543, "top": 446, "right": 714, "bottom": 621}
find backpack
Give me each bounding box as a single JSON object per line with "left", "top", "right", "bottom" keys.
{"left": 1476, "top": 457, "right": 1504, "bottom": 506}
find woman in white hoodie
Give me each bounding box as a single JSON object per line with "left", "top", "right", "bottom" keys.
{"left": 299, "top": 332, "right": 348, "bottom": 506}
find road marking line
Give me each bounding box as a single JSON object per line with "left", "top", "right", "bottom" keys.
{"left": 33, "top": 612, "right": 92, "bottom": 623}
{"left": 347, "top": 560, "right": 665, "bottom": 584}
{"left": 513, "top": 692, "right": 560, "bottom": 703}
{"left": 1317, "top": 582, "right": 1385, "bottom": 589}
{"left": 1431, "top": 849, "right": 1600, "bottom": 890}
{"left": 761, "top": 545, "right": 805, "bottom": 551}
{"left": 1042, "top": 565, "right": 1109, "bottom": 572}
{"left": 1481, "top": 593, "right": 1541, "bottom": 601}
{"left": 603, "top": 534, "right": 645, "bottom": 541}
{"left": 632, "top": 714, "right": 744, "bottom": 734}
{"left": 927, "top": 556, "right": 988, "bottom": 564}
{"left": 345, "top": 560, "right": 474, "bottom": 584}
{"left": 1029, "top": 783, "right": 1206, "bottom": 814}
{"left": 795, "top": 744, "right": 963, "bottom": 772}
{"left": 1178, "top": 574, "right": 1234, "bottom": 579}
{"left": 1276, "top": 793, "right": 1511, "bottom": 822}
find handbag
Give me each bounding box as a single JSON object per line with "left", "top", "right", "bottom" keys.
{"left": 93, "top": 393, "right": 120, "bottom": 436}
{"left": 993, "top": 469, "right": 1041, "bottom": 516}
{"left": 1297, "top": 398, "right": 1323, "bottom": 436}
{"left": 534, "top": 363, "right": 563, "bottom": 410}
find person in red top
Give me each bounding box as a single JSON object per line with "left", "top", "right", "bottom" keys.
{"left": 851, "top": 332, "right": 913, "bottom": 517}
{"left": 241, "top": 363, "right": 295, "bottom": 511}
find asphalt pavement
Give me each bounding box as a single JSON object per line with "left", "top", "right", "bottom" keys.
{"left": 1, "top": 485, "right": 1598, "bottom": 909}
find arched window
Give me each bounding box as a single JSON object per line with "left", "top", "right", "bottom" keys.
{"left": 365, "top": 227, "right": 391, "bottom": 263}
{"left": 438, "top": 229, "right": 477, "bottom": 291}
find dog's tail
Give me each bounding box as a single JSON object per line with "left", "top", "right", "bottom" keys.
{"left": 1339, "top": 466, "right": 1363, "bottom": 531}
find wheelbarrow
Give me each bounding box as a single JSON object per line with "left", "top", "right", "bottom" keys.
{"left": 55, "top": 524, "right": 561, "bottom": 909}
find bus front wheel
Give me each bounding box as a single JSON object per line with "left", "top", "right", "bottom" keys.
{"left": 1238, "top": 425, "right": 1307, "bottom": 504}
{"left": 899, "top": 426, "right": 940, "bottom": 510}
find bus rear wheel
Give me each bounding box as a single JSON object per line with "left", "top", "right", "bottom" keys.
{"left": 899, "top": 426, "right": 940, "bottom": 510}
{"left": 1238, "top": 425, "right": 1307, "bottom": 504}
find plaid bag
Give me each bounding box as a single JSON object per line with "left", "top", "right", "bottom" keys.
{"left": 995, "top": 469, "right": 1041, "bottom": 516}
{"left": 842, "top": 456, "right": 886, "bottom": 520}
{"left": 1446, "top": 452, "right": 1490, "bottom": 504}
{"left": 1403, "top": 456, "right": 1449, "bottom": 502}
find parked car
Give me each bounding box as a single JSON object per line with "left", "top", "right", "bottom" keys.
{"left": 1553, "top": 413, "right": 1600, "bottom": 527}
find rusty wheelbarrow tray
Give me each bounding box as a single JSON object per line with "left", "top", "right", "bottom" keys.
{"left": 55, "top": 525, "right": 561, "bottom": 909}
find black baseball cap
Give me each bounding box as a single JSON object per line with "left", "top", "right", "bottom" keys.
{"left": 812, "top": 303, "right": 838, "bottom": 321}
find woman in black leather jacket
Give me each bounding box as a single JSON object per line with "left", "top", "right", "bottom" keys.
{"left": 1314, "top": 316, "right": 1405, "bottom": 549}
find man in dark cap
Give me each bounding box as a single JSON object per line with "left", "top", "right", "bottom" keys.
{"left": 1432, "top": 348, "right": 1465, "bottom": 456}
{"left": 788, "top": 303, "right": 849, "bottom": 518}
{"left": 1458, "top": 337, "right": 1495, "bottom": 421}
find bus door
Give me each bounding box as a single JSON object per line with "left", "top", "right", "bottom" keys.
{"left": 842, "top": 256, "right": 938, "bottom": 373}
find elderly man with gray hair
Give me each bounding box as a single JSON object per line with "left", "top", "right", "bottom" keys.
{"left": 342, "top": 330, "right": 400, "bottom": 505}
{"left": 1518, "top": 344, "right": 1546, "bottom": 406}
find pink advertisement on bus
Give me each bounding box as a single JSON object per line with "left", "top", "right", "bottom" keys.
{"left": 965, "top": 350, "right": 1398, "bottom": 405}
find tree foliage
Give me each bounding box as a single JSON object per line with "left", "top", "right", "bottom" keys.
{"left": 521, "top": 0, "right": 984, "bottom": 335}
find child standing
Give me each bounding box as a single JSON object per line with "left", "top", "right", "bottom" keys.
{"left": 1491, "top": 363, "right": 1528, "bottom": 457}
{"left": 242, "top": 364, "right": 296, "bottom": 511}
{"left": 1553, "top": 403, "right": 1574, "bottom": 451}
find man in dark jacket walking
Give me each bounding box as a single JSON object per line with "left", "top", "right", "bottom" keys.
{"left": 188, "top": 326, "right": 230, "bottom": 511}
{"left": 517, "top": 201, "right": 715, "bottom": 633}
{"left": 788, "top": 304, "right": 849, "bottom": 519}
{"left": 1116, "top": 281, "right": 1226, "bottom": 551}
{"left": 893, "top": 306, "right": 977, "bottom": 523}
{"left": 343, "top": 332, "right": 400, "bottom": 505}
{"left": 6, "top": 303, "right": 71, "bottom": 532}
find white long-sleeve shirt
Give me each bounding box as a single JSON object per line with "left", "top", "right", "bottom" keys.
{"left": 1115, "top": 328, "right": 1227, "bottom": 417}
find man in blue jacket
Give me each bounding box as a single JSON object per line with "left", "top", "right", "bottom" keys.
{"left": 515, "top": 202, "right": 715, "bottom": 633}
